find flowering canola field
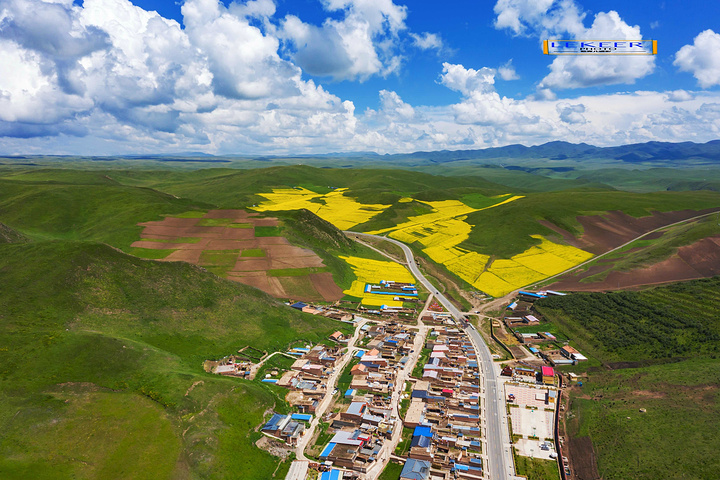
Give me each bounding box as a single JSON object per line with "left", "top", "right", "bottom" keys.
{"left": 253, "top": 187, "right": 594, "bottom": 298}
{"left": 368, "top": 196, "right": 523, "bottom": 290}
{"left": 253, "top": 187, "right": 389, "bottom": 230}
{"left": 473, "top": 236, "right": 593, "bottom": 297}
{"left": 340, "top": 255, "right": 416, "bottom": 307}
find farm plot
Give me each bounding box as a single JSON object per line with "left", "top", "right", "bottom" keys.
{"left": 131, "top": 210, "right": 343, "bottom": 301}
{"left": 366, "top": 195, "right": 592, "bottom": 297}
{"left": 253, "top": 187, "right": 389, "bottom": 230}
{"left": 339, "top": 255, "right": 417, "bottom": 307}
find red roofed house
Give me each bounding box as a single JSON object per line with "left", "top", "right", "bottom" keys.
{"left": 541, "top": 366, "right": 555, "bottom": 386}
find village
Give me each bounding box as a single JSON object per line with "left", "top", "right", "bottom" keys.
{"left": 205, "top": 278, "right": 589, "bottom": 480}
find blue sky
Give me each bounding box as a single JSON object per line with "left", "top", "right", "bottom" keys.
{"left": 1, "top": 0, "right": 720, "bottom": 154}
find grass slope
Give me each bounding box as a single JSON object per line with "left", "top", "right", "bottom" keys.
{"left": 0, "top": 241, "right": 339, "bottom": 479}
{"left": 535, "top": 277, "right": 720, "bottom": 480}
{"left": 0, "top": 179, "right": 211, "bottom": 249}
{"left": 461, "top": 189, "right": 720, "bottom": 258}
{"left": 577, "top": 215, "right": 720, "bottom": 282}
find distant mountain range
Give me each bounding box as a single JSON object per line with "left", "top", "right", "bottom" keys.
{"left": 383, "top": 140, "right": 720, "bottom": 164}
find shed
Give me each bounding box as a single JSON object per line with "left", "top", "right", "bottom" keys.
{"left": 290, "top": 302, "right": 307, "bottom": 310}
{"left": 320, "top": 469, "right": 344, "bottom": 480}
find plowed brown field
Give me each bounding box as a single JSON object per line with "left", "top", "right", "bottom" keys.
{"left": 131, "top": 209, "right": 342, "bottom": 301}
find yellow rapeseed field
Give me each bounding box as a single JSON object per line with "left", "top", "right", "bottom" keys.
{"left": 368, "top": 196, "right": 523, "bottom": 288}
{"left": 254, "top": 187, "right": 389, "bottom": 230}
{"left": 473, "top": 236, "right": 593, "bottom": 297}
{"left": 340, "top": 255, "right": 416, "bottom": 307}
{"left": 254, "top": 188, "right": 592, "bottom": 298}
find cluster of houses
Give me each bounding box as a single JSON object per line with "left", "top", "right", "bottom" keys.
{"left": 398, "top": 326, "right": 485, "bottom": 480}
{"left": 276, "top": 344, "right": 346, "bottom": 413}
{"left": 314, "top": 323, "right": 418, "bottom": 473}
{"left": 261, "top": 412, "right": 312, "bottom": 446}
{"left": 420, "top": 312, "right": 455, "bottom": 326}
{"left": 319, "top": 400, "right": 396, "bottom": 472}
{"left": 348, "top": 324, "right": 417, "bottom": 394}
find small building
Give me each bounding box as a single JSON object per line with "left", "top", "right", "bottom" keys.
{"left": 400, "top": 458, "right": 432, "bottom": 480}
{"left": 541, "top": 366, "right": 555, "bottom": 385}
{"left": 330, "top": 331, "right": 345, "bottom": 342}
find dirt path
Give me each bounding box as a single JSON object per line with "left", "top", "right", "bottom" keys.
{"left": 248, "top": 351, "right": 298, "bottom": 381}
{"left": 294, "top": 318, "right": 369, "bottom": 462}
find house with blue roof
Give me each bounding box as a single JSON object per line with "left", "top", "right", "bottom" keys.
{"left": 400, "top": 459, "right": 431, "bottom": 480}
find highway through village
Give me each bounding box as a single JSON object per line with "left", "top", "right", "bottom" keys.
{"left": 347, "top": 231, "right": 516, "bottom": 480}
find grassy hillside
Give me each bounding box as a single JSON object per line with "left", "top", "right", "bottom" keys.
{"left": 0, "top": 222, "right": 28, "bottom": 243}
{"left": 460, "top": 189, "right": 720, "bottom": 258}
{"left": 574, "top": 215, "right": 720, "bottom": 282}
{"left": 535, "top": 278, "right": 720, "bottom": 480}
{"left": 102, "top": 165, "right": 509, "bottom": 207}
{"left": 0, "top": 241, "right": 339, "bottom": 479}
{"left": 0, "top": 179, "right": 211, "bottom": 248}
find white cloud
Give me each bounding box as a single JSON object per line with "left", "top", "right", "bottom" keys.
{"left": 280, "top": 0, "right": 407, "bottom": 81}
{"left": 498, "top": 59, "right": 519, "bottom": 80}
{"left": 410, "top": 32, "right": 442, "bottom": 51}
{"left": 556, "top": 102, "right": 586, "bottom": 124}
{"left": 542, "top": 11, "right": 654, "bottom": 89}
{"left": 666, "top": 90, "right": 693, "bottom": 102}
{"left": 440, "top": 62, "right": 540, "bottom": 127}
{"left": 494, "top": 1, "right": 655, "bottom": 90}
{"left": 494, "top": 0, "right": 583, "bottom": 37}
{"left": 1, "top": 0, "right": 720, "bottom": 155}
{"left": 440, "top": 63, "right": 496, "bottom": 96}
{"left": 674, "top": 29, "right": 720, "bottom": 88}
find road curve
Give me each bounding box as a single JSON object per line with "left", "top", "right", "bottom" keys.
{"left": 345, "top": 231, "right": 513, "bottom": 480}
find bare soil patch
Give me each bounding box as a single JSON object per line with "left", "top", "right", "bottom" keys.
{"left": 574, "top": 209, "right": 719, "bottom": 254}
{"left": 255, "top": 435, "right": 294, "bottom": 459}
{"left": 233, "top": 258, "right": 272, "bottom": 271}
{"left": 218, "top": 228, "right": 255, "bottom": 240}
{"left": 253, "top": 218, "right": 279, "bottom": 227}
{"left": 133, "top": 209, "right": 342, "bottom": 301}
{"left": 568, "top": 436, "right": 601, "bottom": 480}
{"left": 256, "top": 237, "right": 290, "bottom": 246}
{"left": 310, "top": 272, "right": 344, "bottom": 301}
{"left": 270, "top": 256, "right": 325, "bottom": 269}
{"left": 549, "top": 235, "right": 720, "bottom": 291}
{"left": 206, "top": 240, "right": 254, "bottom": 250}
{"left": 163, "top": 250, "right": 203, "bottom": 263}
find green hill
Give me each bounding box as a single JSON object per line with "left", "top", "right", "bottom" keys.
{"left": 534, "top": 278, "right": 720, "bottom": 480}
{"left": 0, "top": 179, "right": 212, "bottom": 248}
{"left": 0, "top": 241, "right": 339, "bottom": 479}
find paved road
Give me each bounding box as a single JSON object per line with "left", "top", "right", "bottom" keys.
{"left": 346, "top": 232, "right": 513, "bottom": 480}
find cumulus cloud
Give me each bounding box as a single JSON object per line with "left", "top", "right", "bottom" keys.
{"left": 440, "top": 62, "right": 540, "bottom": 127}
{"left": 410, "top": 32, "right": 442, "bottom": 51}
{"left": 674, "top": 29, "right": 720, "bottom": 88}
{"left": 539, "top": 11, "right": 655, "bottom": 89}
{"left": 494, "top": 0, "right": 584, "bottom": 37}
{"left": 2, "top": 0, "right": 720, "bottom": 155}
{"left": 494, "top": 0, "right": 655, "bottom": 90}
{"left": 666, "top": 90, "right": 693, "bottom": 102}
{"left": 498, "top": 59, "right": 519, "bottom": 80}
{"left": 556, "top": 102, "right": 586, "bottom": 124}
{"left": 279, "top": 0, "right": 407, "bottom": 81}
